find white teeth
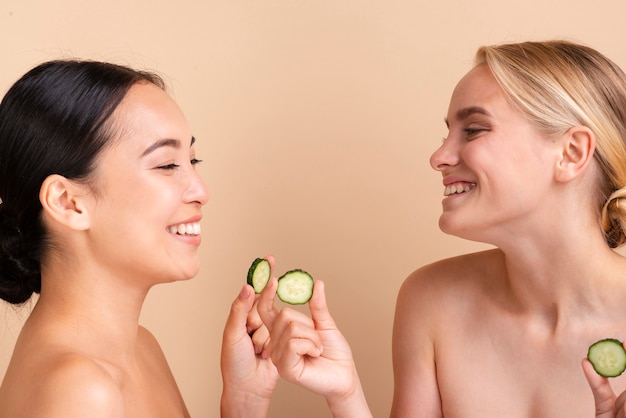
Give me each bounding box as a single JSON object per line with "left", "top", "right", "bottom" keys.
{"left": 167, "top": 222, "right": 201, "bottom": 236}
{"left": 444, "top": 182, "right": 475, "bottom": 196}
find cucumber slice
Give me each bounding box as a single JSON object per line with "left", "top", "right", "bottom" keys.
{"left": 277, "top": 269, "right": 314, "bottom": 305}
{"left": 587, "top": 338, "right": 626, "bottom": 378}
{"left": 247, "top": 258, "right": 271, "bottom": 294}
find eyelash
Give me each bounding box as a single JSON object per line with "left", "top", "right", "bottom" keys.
{"left": 441, "top": 125, "right": 488, "bottom": 144}
{"left": 464, "top": 128, "right": 483, "bottom": 136}
{"left": 158, "top": 159, "right": 203, "bottom": 170}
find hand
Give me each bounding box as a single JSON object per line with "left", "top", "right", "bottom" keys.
{"left": 582, "top": 355, "right": 626, "bottom": 417}
{"left": 220, "top": 257, "right": 279, "bottom": 418}
{"left": 258, "top": 277, "right": 372, "bottom": 418}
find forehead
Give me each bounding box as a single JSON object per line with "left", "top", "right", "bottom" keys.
{"left": 108, "top": 82, "right": 192, "bottom": 150}
{"left": 446, "top": 64, "right": 508, "bottom": 124}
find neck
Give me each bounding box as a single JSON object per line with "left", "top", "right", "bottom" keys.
{"left": 498, "top": 226, "right": 626, "bottom": 331}
{"left": 29, "top": 259, "right": 151, "bottom": 366}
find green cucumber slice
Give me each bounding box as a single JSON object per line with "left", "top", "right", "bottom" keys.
{"left": 277, "top": 269, "right": 314, "bottom": 305}
{"left": 247, "top": 258, "right": 271, "bottom": 294}
{"left": 587, "top": 338, "right": 626, "bottom": 378}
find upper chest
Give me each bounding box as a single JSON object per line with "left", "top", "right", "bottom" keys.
{"left": 432, "top": 308, "right": 626, "bottom": 418}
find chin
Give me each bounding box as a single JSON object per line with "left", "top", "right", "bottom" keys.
{"left": 160, "top": 266, "right": 200, "bottom": 284}
{"left": 180, "top": 267, "right": 201, "bottom": 281}
{"left": 439, "top": 217, "right": 475, "bottom": 240}
{"left": 438, "top": 216, "right": 457, "bottom": 235}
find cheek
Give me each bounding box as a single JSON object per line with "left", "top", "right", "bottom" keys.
{"left": 461, "top": 147, "right": 494, "bottom": 178}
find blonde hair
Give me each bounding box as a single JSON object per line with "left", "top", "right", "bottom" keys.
{"left": 475, "top": 40, "right": 626, "bottom": 247}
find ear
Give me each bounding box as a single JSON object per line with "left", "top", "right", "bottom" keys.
{"left": 39, "top": 174, "right": 91, "bottom": 231}
{"left": 554, "top": 126, "right": 596, "bottom": 183}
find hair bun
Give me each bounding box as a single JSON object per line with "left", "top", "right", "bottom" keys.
{"left": 601, "top": 188, "right": 626, "bottom": 248}
{"left": 0, "top": 205, "right": 40, "bottom": 304}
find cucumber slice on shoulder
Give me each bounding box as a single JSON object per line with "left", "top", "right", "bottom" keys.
{"left": 247, "top": 258, "right": 271, "bottom": 294}
{"left": 587, "top": 338, "right": 626, "bottom": 378}
{"left": 277, "top": 269, "right": 314, "bottom": 305}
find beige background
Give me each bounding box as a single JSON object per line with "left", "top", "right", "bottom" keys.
{"left": 1, "top": 1, "right": 625, "bottom": 417}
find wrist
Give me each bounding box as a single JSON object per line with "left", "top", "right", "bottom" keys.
{"left": 325, "top": 373, "right": 372, "bottom": 418}
{"left": 220, "top": 387, "right": 271, "bottom": 418}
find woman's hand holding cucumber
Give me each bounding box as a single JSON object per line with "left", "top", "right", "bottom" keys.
{"left": 254, "top": 264, "right": 372, "bottom": 418}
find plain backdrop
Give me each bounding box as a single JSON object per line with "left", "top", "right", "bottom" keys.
{"left": 1, "top": 1, "right": 626, "bottom": 416}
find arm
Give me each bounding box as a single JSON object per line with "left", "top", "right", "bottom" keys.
{"left": 390, "top": 272, "right": 443, "bottom": 418}
{"left": 220, "top": 283, "right": 279, "bottom": 418}
{"left": 258, "top": 277, "right": 372, "bottom": 418}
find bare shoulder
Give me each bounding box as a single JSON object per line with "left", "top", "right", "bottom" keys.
{"left": 1, "top": 352, "right": 124, "bottom": 418}
{"left": 399, "top": 249, "right": 505, "bottom": 302}
{"left": 394, "top": 248, "right": 507, "bottom": 335}
{"left": 390, "top": 249, "right": 506, "bottom": 416}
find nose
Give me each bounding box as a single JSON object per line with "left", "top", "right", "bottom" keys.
{"left": 184, "top": 169, "right": 210, "bottom": 206}
{"left": 430, "top": 137, "right": 461, "bottom": 172}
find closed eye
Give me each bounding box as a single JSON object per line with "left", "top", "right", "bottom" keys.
{"left": 158, "top": 163, "right": 179, "bottom": 170}
{"left": 463, "top": 127, "right": 488, "bottom": 140}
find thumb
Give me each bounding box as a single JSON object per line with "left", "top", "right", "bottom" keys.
{"left": 582, "top": 358, "right": 617, "bottom": 418}
{"left": 223, "top": 284, "right": 255, "bottom": 342}
{"left": 308, "top": 280, "right": 337, "bottom": 331}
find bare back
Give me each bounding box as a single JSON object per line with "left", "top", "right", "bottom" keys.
{"left": 391, "top": 249, "right": 626, "bottom": 418}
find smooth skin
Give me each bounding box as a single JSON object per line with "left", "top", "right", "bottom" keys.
{"left": 250, "top": 64, "right": 626, "bottom": 418}
{"left": 584, "top": 349, "right": 626, "bottom": 418}
{"left": 390, "top": 64, "right": 626, "bottom": 417}
{"left": 257, "top": 276, "right": 372, "bottom": 418}
{"left": 0, "top": 83, "right": 277, "bottom": 417}
{"left": 221, "top": 256, "right": 280, "bottom": 418}
{"left": 0, "top": 82, "right": 204, "bottom": 417}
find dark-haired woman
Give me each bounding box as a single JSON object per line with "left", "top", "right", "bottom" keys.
{"left": 0, "top": 61, "right": 277, "bottom": 417}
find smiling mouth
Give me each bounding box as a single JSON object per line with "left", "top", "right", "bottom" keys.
{"left": 444, "top": 182, "right": 476, "bottom": 196}
{"left": 167, "top": 222, "right": 201, "bottom": 236}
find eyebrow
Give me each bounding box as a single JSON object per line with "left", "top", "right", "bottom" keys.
{"left": 444, "top": 106, "right": 492, "bottom": 127}
{"left": 141, "top": 136, "right": 196, "bottom": 157}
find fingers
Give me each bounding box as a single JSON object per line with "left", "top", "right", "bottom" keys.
{"left": 264, "top": 310, "right": 324, "bottom": 378}
{"left": 250, "top": 325, "right": 270, "bottom": 354}
{"left": 308, "top": 280, "right": 337, "bottom": 331}
{"left": 258, "top": 276, "right": 279, "bottom": 330}
{"left": 246, "top": 297, "right": 263, "bottom": 335}
{"left": 264, "top": 254, "right": 275, "bottom": 270}
{"left": 616, "top": 390, "right": 626, "bottom": 418}
{"left": 260, "top": 279, "right": 328, "bottom": 355}
{"left": 582, "top": 358, "right": 617, "bottom": 417}
{"left": 222, "top": 284, "right": 256, "bottom": 344}
{"left": 269, "top": 334, "right": 323, "bottom": 378}
{"left": 245, "top": 256, "right": 274, "bottom": 333}
{"left": 266, "top": 308, "right": 321, "bottom": 354}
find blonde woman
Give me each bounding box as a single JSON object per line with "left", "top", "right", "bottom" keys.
{"left": 258, "top": 40, "right": 626, "bottom": 417}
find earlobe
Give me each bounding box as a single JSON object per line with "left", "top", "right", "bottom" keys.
{"left": 555, "top": 126, "right": 595, "bottom": 183}
{"left": 39, "top": 174, "right": 91, "bottom": 230}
